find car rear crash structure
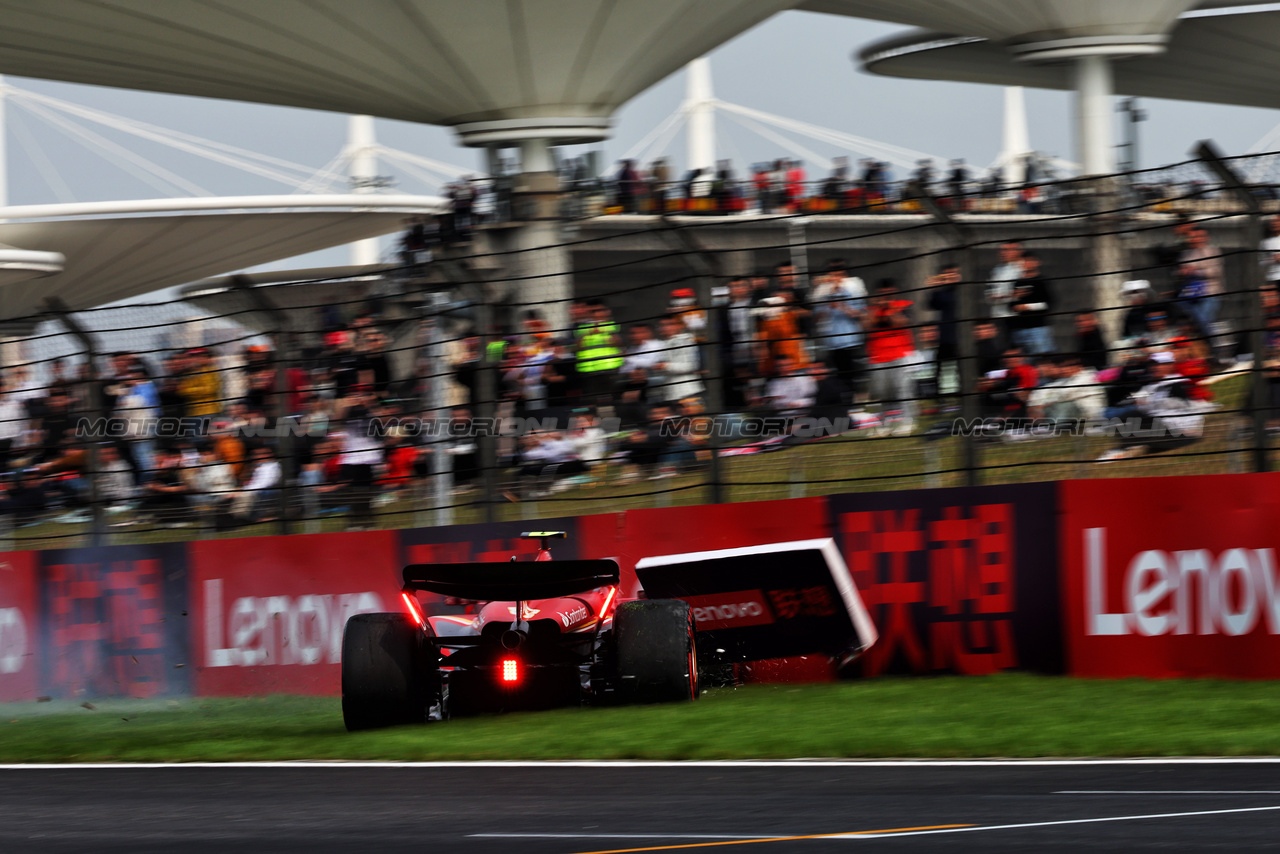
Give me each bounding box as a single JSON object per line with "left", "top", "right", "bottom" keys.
{"left": 340, "top": 534, "right": 876, "bottom": 730}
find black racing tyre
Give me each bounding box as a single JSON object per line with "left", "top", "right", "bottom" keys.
{"left": 614, "top": 599, "right": 698, "bottom": 704}
{"left": 341, "top": 612, "right": 436, "bottom": 731}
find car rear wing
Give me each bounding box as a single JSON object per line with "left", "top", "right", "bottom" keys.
{"left": 403, "top": 559, "right": 620, "bottom": 602}
{"left": 635, "top": 538, "right": 877, "bottom": 665}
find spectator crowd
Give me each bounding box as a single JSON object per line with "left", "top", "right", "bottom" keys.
{"left": 476, "top": 213, "right": 1263, "bottom": 490}
{"left": 0, "top": 206, "right": 1271, "bottom": 531}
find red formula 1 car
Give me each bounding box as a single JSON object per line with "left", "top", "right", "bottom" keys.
{"left": 340, "top": 532, "right": 697, "bottom": 730}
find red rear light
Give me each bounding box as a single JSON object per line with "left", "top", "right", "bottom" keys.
{"left": 501, "top": 658, "right": 519, "bottom": 683}
{"left": 401, "top": 592, "right": 425, "bottom": 627}
{"left": 600, "top": 586, "right": 618, "bottom": 618}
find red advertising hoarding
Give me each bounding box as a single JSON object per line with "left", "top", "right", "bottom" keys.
{"left": 1060, "top": 473, "right": 1280, "bottom": 678}
{"left": 0, "top": 551, "right": 38, "bottom": 701}
{"left": 190, "top": 531, "right": 400, "bottom": 695}
{"left": 39, "top": 544, "right": 190, "bottom": 699}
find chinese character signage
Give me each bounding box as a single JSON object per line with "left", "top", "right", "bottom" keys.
{"left": 829, "top": 484, "right": 1062, "bottom": 676}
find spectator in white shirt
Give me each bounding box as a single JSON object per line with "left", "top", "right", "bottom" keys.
{"left": 656, "top": 315, "right": 704, "bottom": 403}
{"left": 1263, "top": 213, "right": 1280, "bottom": 285}
{"left": 98, "top": 443, "right": 136, "bottom": 512}
{"left": 232, "top": 446, "right": 282, "bottom": 523}
{"left": 765, "top": 355, "right": 817, "bottom": 416}
{"left": 568, "top": 412, "right": 608, "bottom": 470}
{"left": 986, "top": 240, "right": 1023, "bottom": 334}
{"left": 1028, "top": 354, "right": 1106, "bottom": 423}
{"left": 515, "top": 430, "right": 582, "bottom": 495}
{"left": 0, "top": 383, "right": 25, "bottom": 466}
{"left": 192, "top": 444, "right": 237, "bottom": 519}
{"left": 336, "top": 391, "right": 383, "bottom": 529}
{"left": 621, "top": 323, "right": 664, "bottom": 376}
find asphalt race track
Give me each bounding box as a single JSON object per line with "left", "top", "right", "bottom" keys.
{"left": 2, "top": 761, "right": 1279, "bottom": 853}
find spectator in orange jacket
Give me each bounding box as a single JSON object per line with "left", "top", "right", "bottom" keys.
{"left": 756, "top": 291, "right": 808, "bottom": 378}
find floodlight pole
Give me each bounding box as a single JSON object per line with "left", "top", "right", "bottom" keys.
{"left": 1194, "top": 140, "right": 1269, "bottom": 473}
{"left": 907, "top": 180, "right": 980, "bottom": 487}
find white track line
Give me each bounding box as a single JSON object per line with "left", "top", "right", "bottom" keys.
{"left": 1058, "top": 791, "right": 1280, "bottom": 795}
{"left": 473, "top": 805, "right": 1280, "bottom": 843}
{"left": 3, "top": 759, "right": 1280, "bottom": 770}
{"left": 831, "top": 805, "right": 1280, "bottom": 840}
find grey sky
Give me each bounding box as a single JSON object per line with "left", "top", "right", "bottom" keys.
{"left": 5, "top": 9, "right": 1279, "bottom": 274}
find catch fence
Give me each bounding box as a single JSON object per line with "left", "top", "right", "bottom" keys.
{"left": 1, "top": 146, "right": 1278, "bottom": 549}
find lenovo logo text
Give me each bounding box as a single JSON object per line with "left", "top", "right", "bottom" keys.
{"left": 1084, "top": 528, "right": 1280, "bottom": 637}
{"left": 203, "top": 579, "right": 385, "bottom": 667}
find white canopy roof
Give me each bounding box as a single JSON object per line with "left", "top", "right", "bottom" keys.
{"left": 0, "top": 194, "right": 444, "bottom": 320}
{"left": 0, "top": 0, "right": 790, "bottom": 144}
{"left": 799, "top": 1, "right": 1243, "bottom": 39}
{"left": 0, "top": 1, "right": 1269, "bottom": 144}
{"left": 857, "top": 9, "right": 1280, "bottom": 111}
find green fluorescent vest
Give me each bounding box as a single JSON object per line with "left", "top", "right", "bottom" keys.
{"left": 577, "top": 322, "right": 623, "bottom": 372}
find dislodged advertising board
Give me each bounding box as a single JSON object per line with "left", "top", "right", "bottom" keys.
{"left": 829, "top": 483, "right": 1062, "bottom": 676}
{"left": 1060, "top": 473, "right": 1280, "bottom": 678}
{"left": 0, "top": 551, "right": 39, "bottom": 701}
{"left": 580, "top": 499, "right": 830, "bottom": 600}
{"left": 39, "top": 543, "right": 190, "bottom": 699}
{"left": 636, "top": 539, "right": 877, "bottom": 664}
{"left": 190, "top": 531, "right": 398, "bottom": 696}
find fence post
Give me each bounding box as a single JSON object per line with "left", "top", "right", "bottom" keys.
{"left": 1194, "top": 141, "right": 1269, "bottom": 474}
{"left": 908, "top": 181, "right": 981, "bottom": 487}
{"left": 432, "top": 253, "right": 503, "bottom": 523}
{"left": 45, "top": 298, "right": 106, "bottom": 547}
{"left": 788, "top": 217, "right": 810, "bottom": 291}
{"left": 422, "top": 291, "right": 454, "bottom": 528}
{"left": 230, "top": 277, "right": 293, "bottom": 533}
{"left": 658, "top": 214, "right": 725, "bottom": 504}
{"left": 474, "top": 287, "right": 499, "bottom": 524}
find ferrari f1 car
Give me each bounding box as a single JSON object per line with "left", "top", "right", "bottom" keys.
{"left": 341, "top": 532, "right": 697, "bottom": 730}
{"left": 340, "top": 533, "right": 876, "bottom": 730}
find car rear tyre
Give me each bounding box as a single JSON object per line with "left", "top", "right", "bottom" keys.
{"left": 614, "top": 599, "right": 698, "bottom": 704}
{"left": 341, "top": 612, "right": 436, "bottom": 731}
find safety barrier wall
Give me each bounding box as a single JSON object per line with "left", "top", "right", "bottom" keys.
{"left": 8, "top": 472, "right": 1279, "bottom": 701}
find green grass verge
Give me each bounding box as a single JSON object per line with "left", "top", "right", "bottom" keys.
{"left": 3, "top": 674, "right": 1280, "bottom": 762}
